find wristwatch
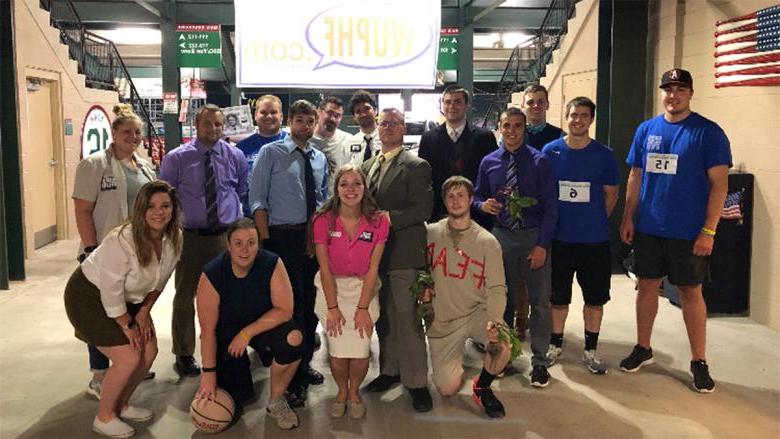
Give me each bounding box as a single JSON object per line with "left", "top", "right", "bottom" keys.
{"left": 120, "top": 319, "right": 136, "bottom": 331}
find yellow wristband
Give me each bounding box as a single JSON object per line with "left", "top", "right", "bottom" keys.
{"left": 701, "top": 227, "right": 716, "bottom": 236}
{"left": 239, "top": 330, "right": 250, "bottom": 342}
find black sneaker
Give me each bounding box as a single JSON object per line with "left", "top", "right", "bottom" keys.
{"left": 408, "top": 387, "right": 433, "bottom": 412}
{"left": 619, "top": 345, "right": 654, "bottom": 372}
{"left": 285, "top": 384, "right": 307, "bottom": 408}
{"left": 363, "top": 374, "right": 401, "bottom": 392}
{"left": 530, "top": 365, "right": 550, "bottom": 388}
{"left": 174, "top": 355, "right": 201, "bottom": 377}
{"left": 690, "top": 360, "right": 715, "bottom": 393}
{"left": 471, "top": 377, "right": 505, "bottom": 418}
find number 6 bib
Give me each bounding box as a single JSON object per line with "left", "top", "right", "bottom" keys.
{"left": 558, "top": 181, "right": 590, "bottom": 203}
{"left": 646, "top": 153, "right": 678, "bottom": 174}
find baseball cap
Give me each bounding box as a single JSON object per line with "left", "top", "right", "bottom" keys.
{"left": 659, "top": 68, "right": 693, "bottom": 89}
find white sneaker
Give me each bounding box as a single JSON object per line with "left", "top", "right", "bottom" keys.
{"left": 119, "top": 406, "right": 153, "bottom": 422}
{"left": 86, "top": 379, "right": 102, "bottom": 400}
{"left": 546, "top": 344, "right": 563, "bottom": 366}
{"left": 583, "top": 349, "right": 608, "bottom": 375}
{"left": 267, "top": 397, "right": 299, "bottom": 430}
{"left": 92, "top": 417, "right": 135, "bottom": 438}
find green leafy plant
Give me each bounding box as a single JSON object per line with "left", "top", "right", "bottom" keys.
{"left": 496, "top": 324, "right": 523, "bottom": 362}
{"left": 409, "top": 270, "right": 435, "bottom": 334}
{"left": 506, "top": 190, "right": 537, "bottom": 227}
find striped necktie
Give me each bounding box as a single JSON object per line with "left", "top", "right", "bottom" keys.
{"left": 204, "top": 149, "right": 219, "bottom": 229}
{"left": 500, "top": 152, "right": 519, "bottom": 231}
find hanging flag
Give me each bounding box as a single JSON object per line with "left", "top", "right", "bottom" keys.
{"left": 721, "top": 190, "right": 744, "bottom": 220}
{"left": 714, "top": 4, "right": 780, "bottom": 88}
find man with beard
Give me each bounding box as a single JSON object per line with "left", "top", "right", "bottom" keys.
{"left": 160, "top": 104, "right": 249, "bottom": 377}
{"left": 250, "top": 100, "right": 329, "bottom": 405}
{"left": 346, "top": 90, "right": 382, "bottom": 166}
{"left": 311, "top": 96, "right": 352, "bottom": 187}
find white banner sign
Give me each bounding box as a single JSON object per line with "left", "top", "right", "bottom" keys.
{"left": 235, "top": 0, "right": 440, "bottom": 89}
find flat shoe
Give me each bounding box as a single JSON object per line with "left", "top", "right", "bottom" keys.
{"left": 348, "top": 401, "right": 366, "bottom": 419}
{"left": 330, "top": 400, "right": 346, "bottom": 418}
{"left": 120, "top": 406, "right": 153, "bottom": 422}
{"left": 93, "top": 417, "right": 135, "bottom": 438}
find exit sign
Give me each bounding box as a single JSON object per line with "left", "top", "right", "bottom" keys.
{"left": 176, "top": 24, "right": 222, "bottom": 68}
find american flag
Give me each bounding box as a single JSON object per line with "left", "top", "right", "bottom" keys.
{"left": 714, "top": 4, "right": 780, "bottom": 88}
{"left": 722, "top": 190, "right": 744, "bottom": 220}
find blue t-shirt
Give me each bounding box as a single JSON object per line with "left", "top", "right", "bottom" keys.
{"left": 236, "top": 131, "right": 287, "bottom": 171}
{"left": 543, "top": 139, "right": 619, "bottom": 243}
{"left": 626, "top": 113, "right": 732, "bottom": 240}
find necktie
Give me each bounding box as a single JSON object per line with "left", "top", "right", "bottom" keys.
{"left": 449, "top": 128, "right": 459, "bottom": 143}
{"left": 295, "top": 148, "right": 316, "bottom": 220}
{"left": 204, "top": 150, "right": 219, "bottom": 228}
{"left": 501, "top": 153, "right": 519, "bottom": 231}
{"left": 368, "top": 154, "right": 385, "bottom": 196}
{"left": 362, "top": 135, "right": 373, "bottom": 162}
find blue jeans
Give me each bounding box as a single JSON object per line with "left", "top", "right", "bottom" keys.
{"left": 88, "top": 344, "right": 109, "bottom": 373}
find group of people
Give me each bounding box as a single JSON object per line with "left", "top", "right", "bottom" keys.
{"left": 64, "top": 67, "right": 731, "bottom": 437}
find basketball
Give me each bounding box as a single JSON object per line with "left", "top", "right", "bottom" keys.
{"left": 190, "top": 388, "right": 235, "bottom": 434}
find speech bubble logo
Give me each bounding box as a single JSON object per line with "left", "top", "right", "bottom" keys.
{"left": 305, "top": 2, "right": 435, "bottom": 71}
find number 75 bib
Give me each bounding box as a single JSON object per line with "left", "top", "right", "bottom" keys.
{"left": 646, "top": 153, "right": 678, "bottom": 174}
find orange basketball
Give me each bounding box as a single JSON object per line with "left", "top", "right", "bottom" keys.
{"left": 190, "top": 388, "right": 235, "bottom": 434}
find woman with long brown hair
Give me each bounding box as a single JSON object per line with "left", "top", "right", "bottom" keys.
{"left": 312, "top": 164, "right": 389, "bottom": 419}
{"left": 64, "top": 181, "right": 182, "bottom": 437}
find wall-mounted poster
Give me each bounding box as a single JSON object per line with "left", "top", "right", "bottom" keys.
{"left": 714, "top": 4, "right": 780, "bottom": 88}
{"left": 235, "top": 0, "right": 441, "bottom": 89}
{"left": 81, "top": 106, "right": 112, "bottom": 158}
{"left": 221, "top": 105, "right": 255, "bottom": 138}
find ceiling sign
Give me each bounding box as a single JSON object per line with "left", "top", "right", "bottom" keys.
{"left": 177, "top": 24, "right": 222, "bottom": 68}
{"left": 235, "top": 0, "right": 441, "bottom": 89}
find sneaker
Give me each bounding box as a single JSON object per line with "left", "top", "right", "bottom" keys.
{"left": 408, "top": 387, "right": 433, "bottom": 412}
{"left": 174, "top": 355, "right": 201, "bottom": 377}
{"left": 267, "top": 397, "right": 299, "bottom": 430}
{"left": 471, "top": 377, "right": 505, "bottom": 418}
{"left": 304, "top": 366, "right": 325, "bottom": 385}
{"left": 530, "top": 365, "right": 550, "bottom": 388}
{"left": 92, "top": 417, "right": 134, "bottom": 438}
{"left": 86, "top": 379, "right": 102, "bottom": 400}
{"left": 619, "top": 345, "right": 654, "bottom": 373}
{"left": 363, "top": 374, "right": 400, "bottom": 392}
{"left": 546, "top": 344, "right": 563, "bottom": 366}
{"left": 690, "top": 360, "right": 715, "bottom": 393}
{"left": 119, "top": 405, "right": 153, "bottom": 422}
{"left": 582, "top": 350, "right": 608, "bottom": 375}
{"left": 285, "top": 385, "right": 307, "bottom": 408}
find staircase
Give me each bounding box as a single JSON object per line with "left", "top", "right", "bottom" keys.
{"left": 481, "top": 0, "right": 579, "bottom": 129}
{"left": 40, "top": 0, "right": 164, "bottom": 164}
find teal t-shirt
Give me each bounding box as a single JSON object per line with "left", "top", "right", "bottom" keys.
{"left": 626, "top": 113, "right": 732, "bottom": 240}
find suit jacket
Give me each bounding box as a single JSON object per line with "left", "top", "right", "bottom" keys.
{"left": 362, "top": 149, "right": 432, "bottom": 271}
{"left": 418, "top": 122, "right": 498, "bottom": 221}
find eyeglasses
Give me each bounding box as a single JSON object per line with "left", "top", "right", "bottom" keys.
{"left": 379, "top": 120, "right": 403, "bottom": 128}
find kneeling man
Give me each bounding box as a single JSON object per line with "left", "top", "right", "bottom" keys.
{"left": 423, "top": 176, "right": 510, "bottom": 418}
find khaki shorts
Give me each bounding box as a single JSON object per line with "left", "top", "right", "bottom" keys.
{"left": 428, "top": 310, "right": 489, "bottom": 391}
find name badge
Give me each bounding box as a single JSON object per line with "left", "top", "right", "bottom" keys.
{"left": 646, "top": 153, "right": 678, "bottom": 175}
{"left": 329, "top": 231, "right": 342, "bottom": 238}
{"left": 100, "top": 176, "right": 118, "bottom": 191}
{"left": 558, "top": 181, "right": 590, "bottom": 203}
{"left": 350, "top": 144, "right": 362, "bottom": 153}
{"left": 358, "top": 231, "right": 373, "bottom": 242}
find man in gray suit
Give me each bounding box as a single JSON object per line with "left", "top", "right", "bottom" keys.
{"left": 362, "top": 108, "right": 434, "bottom": 412}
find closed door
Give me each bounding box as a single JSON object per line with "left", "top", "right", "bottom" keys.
{"left": 25, "top": 79, "right": 58, "bottom": 249}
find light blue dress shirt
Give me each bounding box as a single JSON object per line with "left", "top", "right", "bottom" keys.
{"left": 249, "top": 136, "right": 329, "bottom": 226}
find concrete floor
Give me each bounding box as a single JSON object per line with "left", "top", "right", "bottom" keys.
{"left": 1, "top": 239, "right": 778, "bottom": 439}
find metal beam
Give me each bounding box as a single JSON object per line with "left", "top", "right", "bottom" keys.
{"left": 470, "top": 0, "right": 505, "bottom": 25}
{"left": 161, "top": 0, "right": 181, "bottom": 152}
{"left": 132, "top": 0, "right": 161, "bottom": 18}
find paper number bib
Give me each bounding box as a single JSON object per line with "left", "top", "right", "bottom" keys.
{"left": 558, "top": 181, "right": 590, "bottom": 203}
{"left": 646, "top": 153, "right": 678, "bottom": 175}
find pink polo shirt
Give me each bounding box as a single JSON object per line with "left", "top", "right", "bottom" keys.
{"left": 312, "top": 211, "right": 390, "bottom": 277}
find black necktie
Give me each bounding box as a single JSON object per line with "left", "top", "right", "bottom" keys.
{"left": 204, "top": 150, "right": 219, "bottom": 228}
{"left": 362, "top": 135, "right": 373, "bottom": 162}
{"left": 295, "top": 148, "right": 316, "bottom": 220}
{"left": 368, "top": 155, "right": 385, "bottom": 196}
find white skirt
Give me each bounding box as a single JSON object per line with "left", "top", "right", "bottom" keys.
{"left": 314, "top": 271, "right": 381, "bottom": 359}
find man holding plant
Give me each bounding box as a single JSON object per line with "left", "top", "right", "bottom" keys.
{"left": 474, "top": 107, "right": 558, "bottom": 388}
{"left": 423, "top": 175, "right": 512, "bottom": 418}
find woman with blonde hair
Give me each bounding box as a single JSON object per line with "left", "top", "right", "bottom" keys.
{"left": 72, "top": 103, "right": 157, "bottom": 398}
{"left": 65, "top": 181, "right": 182, "bottom": 437}
{"left": 312, "top": 164, "right": 389, "bottom": 419}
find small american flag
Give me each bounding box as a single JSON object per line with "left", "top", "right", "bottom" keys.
{"left": 722, "top": 190, "right": 744, "bottom": 221}
{"left": 714, "top": 4, "right": 780, "bottom": 88}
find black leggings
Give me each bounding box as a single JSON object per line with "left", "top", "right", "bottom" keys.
{"left": 216, "top": 320, "right": 303, "bottom": 406}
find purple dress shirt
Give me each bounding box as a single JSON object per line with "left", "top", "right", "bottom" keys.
{"left": 160, "top": 138, "right": 249, "bottom": 229}
{"left": 473, "top": 144, "right": 558, "bottom": 248}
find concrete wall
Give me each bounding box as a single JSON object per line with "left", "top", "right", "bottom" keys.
{"left": 13, "top": 0, "right": 118, "bottom": 256}
{"left": 646, "top": 0, "right": 780, "bottom": 330}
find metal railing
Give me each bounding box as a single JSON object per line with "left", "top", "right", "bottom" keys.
{"left": 481, "top": 0, "right": 578, "bottom": 129}
{"left": 40, "top": 0, "right": 164, "bottom": 164}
